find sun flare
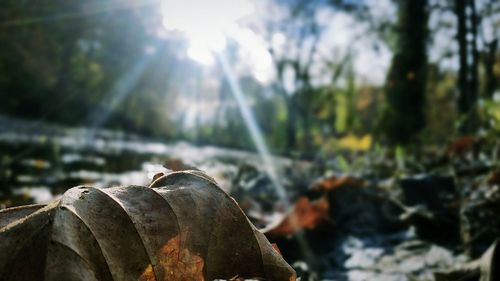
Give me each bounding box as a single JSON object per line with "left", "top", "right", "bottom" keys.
{"left": 161, "top": 0, "right": 255, "bottom": 64}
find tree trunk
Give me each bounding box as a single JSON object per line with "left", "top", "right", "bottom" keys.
{"left": 286, "top": 98, "right": 298, "bottom": 151}
{"left": 455, "top": 0, "right": 479, "bottom": 131}
{"left": 382, "top": 0, "right": 428, "bottom": 144}
{"left": 485, "top": 39, "right": 498, "bottom": 99}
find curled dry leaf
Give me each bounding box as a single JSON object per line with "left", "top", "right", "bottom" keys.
{"left": 0, "top": 170, "right": 296, "bottom": 281}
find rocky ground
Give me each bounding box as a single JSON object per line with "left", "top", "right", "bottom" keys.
{"left": 1, "top": 116, "right": 498, "bottom": 281}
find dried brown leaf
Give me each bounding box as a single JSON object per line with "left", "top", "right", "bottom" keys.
{"left": 0, "top": 171, "right": 296, "bottom": 281}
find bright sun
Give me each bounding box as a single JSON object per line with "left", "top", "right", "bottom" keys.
{"left": 161, "top": 0, "right": 255, "bottom": 65}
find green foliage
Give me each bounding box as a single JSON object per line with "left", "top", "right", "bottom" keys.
{"left": 479, "top": 98, "right": 500, "bottom": 132}
{"left": 0, "top": 0, "right": 498, "bottom": 156}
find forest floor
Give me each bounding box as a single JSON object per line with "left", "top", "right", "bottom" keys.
{"left": 0, "top": 115, "right": 498, "bottom": 281}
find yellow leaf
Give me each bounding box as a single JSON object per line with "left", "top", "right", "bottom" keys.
{"left": 338, "top": 134, "right": 372, "bottom": 151}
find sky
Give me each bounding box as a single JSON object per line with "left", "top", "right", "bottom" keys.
{"left": 160, "top": 0, "right": 395, "bottom": 87}
{"left": 158, "top": 0, "right": 499, "bottom": 129}
{"left": 158, "top": 0, "right": 395, "bottom": 130}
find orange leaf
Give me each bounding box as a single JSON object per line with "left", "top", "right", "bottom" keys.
{"left": 152, "top": 172, "right": 164, "bottom": 182}
{"left": 447, "top": 136, "right": 475, "bottom": 157}
{"left": 271, "top": 243, "right": 282, "bottom": 256}
{"left": 488, "top": 170, "right": 500, "bottom": 185}
{"left": 140, "top": 232, "right": 204, "bottom": 281}
{"left": 265, "top": 196, "right": 330, "bottom": 237}
{"left": 312, "top": 175, "right": 366, "bottom": 192}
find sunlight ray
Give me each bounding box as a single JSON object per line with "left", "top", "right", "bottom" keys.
{"left": 87, "top": 42, "right": 162, "bottom": 130}
{"left": 161, "top": 0, "right": 317, "bottom": 267}
{"left": 0, "top": 0, "right": 157, "bottom": 27}
{"left": 216, "top": 51, "right": 318, "bottom": 269}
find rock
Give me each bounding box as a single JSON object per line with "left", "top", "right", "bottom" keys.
{"left": 400, "top": 176, "right": 460, "bottom": 244}
{"left": 435, "top": 240, "right": 499, "bottom": 281}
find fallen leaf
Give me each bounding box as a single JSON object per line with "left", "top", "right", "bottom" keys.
{"left": 163, "top": 158, "right": 198, "bottom": 171}
{"left": 0, "top": 171, "right": 296, "bottom": 281}
{"left": 488, "top": 170, "right": 500, "bottom": 185}
{"left": 32, "top": 159, "right": 50, "bottom": 169}
{"left": 263, "top": 196, "right": 330, "bottom": 237}
{"left": 271, "top": 243, "right": 282, "bottom": 256}
{"left": 311, "top": 175, "right": 367, "bottom": 192}
{"left": 446, "top": 136, "right": 475, "bottom": 157}
{"left": 262, "top": 174, "right": 366, "bottom": 237}
{"left": 152, "top": 172, "right": 164, "bottom": 181}
{"left": 337, "top": 134, "right": 372, "bottom": 151}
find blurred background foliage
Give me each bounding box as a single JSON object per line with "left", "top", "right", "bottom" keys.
{"left": 0, "top": 0, "right": 498, "bottom": 156}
